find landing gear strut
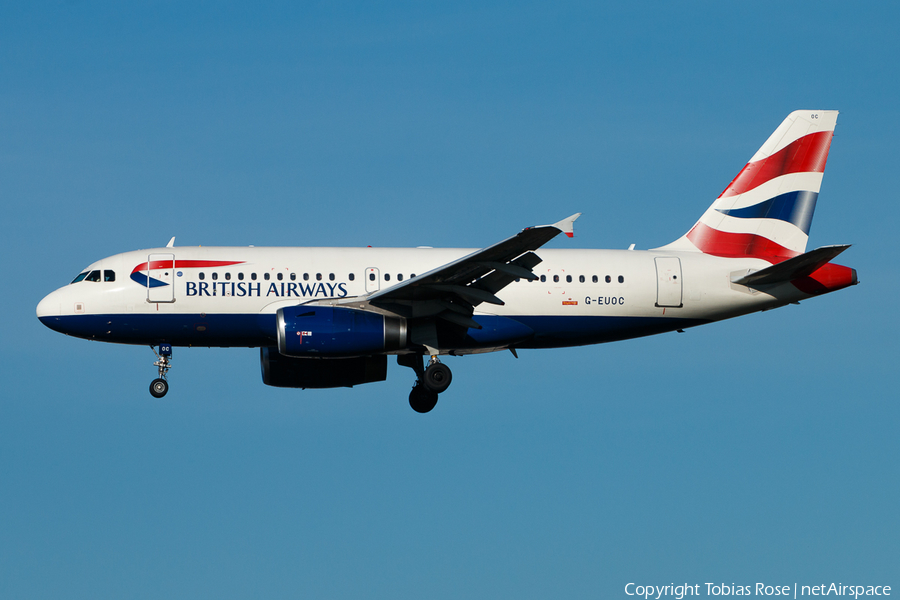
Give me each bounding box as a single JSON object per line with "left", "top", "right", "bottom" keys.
{"left": 398, "top": 353, "right": 452, "bottom": 413}
{"left": 149, "top": 343, "right": 172, "bottom": 398}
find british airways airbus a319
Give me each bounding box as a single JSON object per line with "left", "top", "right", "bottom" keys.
{"left": 37, "top": 110, "right": 857, "bottom": 412}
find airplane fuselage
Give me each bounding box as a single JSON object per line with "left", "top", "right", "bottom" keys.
{"left": 37, "top": 245, "right": 847, "bottom": 352}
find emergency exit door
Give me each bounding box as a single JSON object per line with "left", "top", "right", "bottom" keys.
{"left": 365, "top": 267, "right": 380, "bottom": 293}
{"left": 654, "top": 257, "right": 683, "bottom": 308}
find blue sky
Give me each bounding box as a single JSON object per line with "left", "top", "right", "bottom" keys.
{"left": 2, "top": 2, "right": 897, "bottom": 598}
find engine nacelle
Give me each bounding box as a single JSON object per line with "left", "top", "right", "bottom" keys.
{"left": 260, "top": 347, "right": 387, "bottom": 388}
{"left": 276, "top": 306, "right": 407, "bottom": 357}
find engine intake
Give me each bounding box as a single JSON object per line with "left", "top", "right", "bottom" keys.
{"left": 276, "top": 306, "right": 407, "bottom": 357}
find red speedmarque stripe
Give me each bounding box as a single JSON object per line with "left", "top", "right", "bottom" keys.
{"left": 719, "top": 131, "right": 833, "bottom": 199}
{"left": 132, "top": 260, "right": 245, "bottom": 274}
{"left": 686, "top": 222, "right": 799, "bottom": 263}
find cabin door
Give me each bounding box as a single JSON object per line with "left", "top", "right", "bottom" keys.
{"left": 147, "top": 253, "right": 176, "bottom": 303}
{"left": 654, "top": 257, "right": 683, "bottom": 308}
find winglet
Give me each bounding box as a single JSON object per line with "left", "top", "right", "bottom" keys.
{"left": 552, "top": 213, "right": 581, "bottom": 238}
{"left": 166, "top": 237, "right": 176, "bottom": 248}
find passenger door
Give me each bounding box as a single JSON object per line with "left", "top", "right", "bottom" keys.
{"left": 654, "top": 257, "right": 682, "bottom": 308}
{"left": 147, "top": 253, "right": 175, "bottom": 303}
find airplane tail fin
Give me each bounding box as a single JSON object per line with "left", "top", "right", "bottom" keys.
{"left": 659, "top": 110, "right": 838, "bottom": 263}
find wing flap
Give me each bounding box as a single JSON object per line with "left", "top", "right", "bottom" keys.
{"left": 430, "top": 284, "right": 505, "bottom": 306}
{"left": 476, "top": 251, "right": 543, "bottom": 295}
{"left": 437, "top": 310, "right": 484, "bottom": 330}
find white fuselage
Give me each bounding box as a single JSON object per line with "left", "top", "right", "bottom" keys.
{"left": 37, "top": 245, "right": 803, "bottom": 352}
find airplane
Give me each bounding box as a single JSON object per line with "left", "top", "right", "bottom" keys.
{"left": 36, "top": 110, "right": 857, "bottom": 413}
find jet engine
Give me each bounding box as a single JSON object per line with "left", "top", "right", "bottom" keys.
{"left": 276, "top": 306, "right": 407, "bottom": 357}
{"left": 260, "top": 347, "right": 388, "bottom": 388}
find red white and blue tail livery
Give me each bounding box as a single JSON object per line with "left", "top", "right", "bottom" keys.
{"left": 666, "top": 110, "right": 836, "bottom": 262}
{"left": 37, "top": 110, "right": 857, "bottom": 412}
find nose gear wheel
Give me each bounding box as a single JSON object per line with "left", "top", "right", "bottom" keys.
{"left": 150, "top": 378, "right": 169, "bottom": 398}
{"left": 149, "top": 344, "right": 172, "bottom": 398}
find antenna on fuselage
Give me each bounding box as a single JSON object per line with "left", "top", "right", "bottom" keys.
{"left": 166, "top": 237, "right": 175, "bottom": 248}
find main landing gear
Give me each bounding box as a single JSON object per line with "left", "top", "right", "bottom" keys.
{"left": 398, "top": 354, "right": 453, "bottom": 413}
{"left": 149, "top": 343, "right": 172, "bottom": 398}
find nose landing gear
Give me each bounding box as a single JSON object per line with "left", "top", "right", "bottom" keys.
{"left": 398, "top": 353, "right": 452, "bottom": 413}
{"left": 149, "top": 343, "right": 172, "bottom": 398}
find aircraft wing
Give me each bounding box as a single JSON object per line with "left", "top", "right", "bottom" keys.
{"left": 367, "top": 213, "right": 581, "bottom": 329}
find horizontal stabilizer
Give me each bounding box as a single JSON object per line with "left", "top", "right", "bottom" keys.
{"left": 732, "top": 244, "right": 851, "bottom": 287}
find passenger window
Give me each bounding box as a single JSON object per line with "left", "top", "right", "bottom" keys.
{"left": 225, "top": 272, "right": 231, "bottom": 280}
{"left": 398, "top": 274, "right": 403, "bottom": 281}
{"left": 553, "top": 275, "right": 559, "bottom": 283}
{"left": 251, "top": 273, "right": 257, "bottom": 280}
{"left": 369, "top": 273, "right": 375, "bottom": 281}
{"left": 238, "top": 273, "right": 244, "bottom": 280}
{"left": 315, "top": 273, "right": 321, "bottom": 281}
{"left": 265, "top": 273, "right": 271, "bottom": 280}
{"left": 618, "top": 275, "right": 625, "bottom": 283}
{"left": 199, "top": 272, "right": 205, "bottom": 280}
{"left": 212, "top": 272, "right": 218, "bottom": 281}
{"left": 605, "top": 275, "right": 611, "bottom": 283}
{"left": 385, "top": 273, "right": 391, "bottom": 281}
{"left": 592, "top": 275, "right": 598, "bottom": 283}
{"left": 85, "top": 270, "right": 101, "bottom": 282}
{"left": 104, "top": 270, "right": 116, "bottom": 282}
{"left": 410, "top": 274, "right": 416, "bottom": 278}
{"left": 329, "top": 273, "right": 335, "bottom": 281}
{"left": 290, "top": 273, "right": 296, "bottom": 281}
{"left": 277, "top": 273, "right": 283, "bottom": 281}
{"left": 579, "top": 275, "right": 585, "bottom": 283}
{"left": 566, "top": 275, "right": 572, "bottom": 283}
{"left": 71, "top": 272, "right": 88, "bottom": 284}
{"left": 303, "top": 273, "right": 309, "bottom": 281}
{"left": 540, "top": 275, "right": 546, "bottom": 282}
{"left": 349, "top": 273, "right": 355, "bottom": 281}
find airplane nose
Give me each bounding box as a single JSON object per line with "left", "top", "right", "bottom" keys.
{"left": 36, "top": 290, "right": 60, "bottom": 320}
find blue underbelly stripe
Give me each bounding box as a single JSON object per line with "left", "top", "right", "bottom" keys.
{"left": 39, "top": 313, "right": 708, "bottom": 349}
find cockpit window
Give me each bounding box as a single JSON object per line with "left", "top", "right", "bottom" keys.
{"left": 71, "top": 272, "right": 88, "bottom": 284}
{"left": 85, "top": 270, "right": 102, "bottom": 282}
{"left": 104, "top": 270, "right": 116, "bottom": 282}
